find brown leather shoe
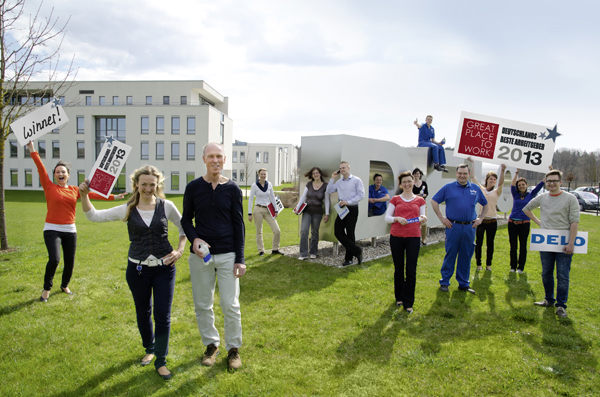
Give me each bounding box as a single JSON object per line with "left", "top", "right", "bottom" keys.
{"left": 227, "top": 347, "right": 242, "bottom": 370}
{"left": 201, "top": 344, "right": 219, "bottom": 366}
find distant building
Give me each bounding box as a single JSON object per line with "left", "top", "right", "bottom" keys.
{"left": 5, "top": 80, "right": 233, "bottom": 193}
{"left": 231, "top": 140, "right": 298, "bottom": 186}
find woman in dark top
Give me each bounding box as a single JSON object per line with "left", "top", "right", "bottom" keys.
{"left": 412, "top": 168, "right": 429, "bottom": 246}
{"left": 294, "top": 167, "right": 330, "bottom": 260}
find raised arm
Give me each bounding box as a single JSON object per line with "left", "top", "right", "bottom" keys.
{"left": 511, "top": 168, "right": 520, "bottom": 186}
{"left": 414, "top": 118, "right": 422, "bottom": 129}
{"left": 497, "top": 164, "right": 506, "bottom": 195}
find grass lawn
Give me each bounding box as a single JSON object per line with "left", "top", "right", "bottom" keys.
{"left": 1, "top": 190, "right": 598, "bottom": 396}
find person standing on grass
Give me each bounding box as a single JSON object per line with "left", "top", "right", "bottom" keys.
{"left": 326, "top": 161, "right": 365, "bottom": 267}
{"left": 368, "top": 174, "right": 390, "bottom": 217}
{"left": 27, "top": 141, "right": 125, "bottom": 303}
{"left": 248, "top": 168, "right": 284, "bottom": 256}
{"left": 412, "top": 168, "right": 429, "bottom": 246}
{"left": 466, "top": 158, "right": 506, "bottom": 272}
{"left": 79, "top": 166, "right": 186, "bottom": 380}
{"left": 523, "top": 169, "right": 579, "bottom": 318}
{"left": 431, "top": 163, "right": 488, "bottom": 294}
{"left": 294, "top": 167, "right": 330, "bottom": 260}
{"left": 508, "top": 169, "right": 545, "bottom": 273}
{"left": 385, "top": 171, "right": 427, "bottom": 314}
{"left": 181, "top": 142, "right": 246, "bottom": 370}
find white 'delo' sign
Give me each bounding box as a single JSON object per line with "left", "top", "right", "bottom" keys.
{"left": 529, "top": 229, "right": 588, "bottom": 254}
{"left": 454, "top": 111, "right": 559, "bottom": 173}
{"left": 88, "top": 136, "right": 132, "bottom": 198}
{"left": 10, "top": 98, "right": 69, "bottom": 146}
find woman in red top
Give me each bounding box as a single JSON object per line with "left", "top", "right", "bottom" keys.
{"left": 385, "top": 171, "right": 427, "bottom": 314}
{"left": 27, "top": 141, "right": 125, "bottom": 302}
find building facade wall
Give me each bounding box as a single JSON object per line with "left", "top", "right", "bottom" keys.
{"left": 231, "top": 141, "right": 298, "bottom": 187}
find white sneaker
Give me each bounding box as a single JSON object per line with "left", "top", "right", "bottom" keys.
{"left": 310, "top": 255, "right": 317, "bottom": 259}
{"left": 509, "top": 269, "right": 516, "bottom": 273}
{"left": 298, "top": 257, "right": 306, "bottom": 260}
{"left": 516, "top": 269, "right": 523, "bottom": 274}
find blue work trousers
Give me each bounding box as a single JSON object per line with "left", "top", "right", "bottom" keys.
{"left": 539, "top": 251, "right": 572, "bottom": 309}
{"left": 440, "top": 223, "right": 475, "bottom": 288}
{"left": 418, "top": 141, "right": 446, "bottom": 165}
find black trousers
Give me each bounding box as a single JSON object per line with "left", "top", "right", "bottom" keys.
{"left": 508, "top": 221, "right": 531, "bottom": 271}
{"left": 334, "top": 206, "right": 361, "bottom": 261}
{"left": 475, "top": 221, "right": 497, "bottom": 267}
{"left": 390, "top": 236, "right": 420, "bottom": 308}
{"left": 43, "top": 230, "right": 77, "bottom": 291}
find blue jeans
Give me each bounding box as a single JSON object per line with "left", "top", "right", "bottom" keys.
{"left": 126, "top": 260, "right": 176, "bottom": 369}
{"left": 539, "top": 251, "right": 572, "bottom": 309}
{"left": 440, "top": 223, "right": 475, "bottom": 288}
{"left": 299, "top": 212, "right": 323, "bottom": 257}
{"left": 418, "top": 140, "right": 446, "bottom": 165}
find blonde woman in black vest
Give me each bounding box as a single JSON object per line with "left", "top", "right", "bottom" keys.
{"left": 79, "top": 166, "right": 186, "bottom": 381}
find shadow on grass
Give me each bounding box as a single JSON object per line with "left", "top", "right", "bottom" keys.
{"left": 0, "top": 290, "right": 62, "bottom": 317}
{"left": 471, "top": 269, "right": 496, "bottom": 313}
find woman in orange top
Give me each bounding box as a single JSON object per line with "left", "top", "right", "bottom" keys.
{"left": 27, "top": 141, "right": 126, "bottom": 302}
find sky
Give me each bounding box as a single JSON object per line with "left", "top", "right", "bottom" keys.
{"left": 18, "top": 0, "right": 600, "bottom": 152}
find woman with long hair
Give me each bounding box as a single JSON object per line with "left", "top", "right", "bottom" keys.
{"left": 27, "top": 140, "right": 125, "bottom": 303}
{"left": 79, "top": 165, "right": 186, "bottom": 380}
{"left": 385, "top": 171, "right": 427, "bottom": 314}
{"left": 294, "top": 167, "right": 330, "bottom": 260}
{"left": 248, "top": 168, "right": 283, "bottom": 255}
{"left": 412, "top": 168, "right": 429, "bottom": 246}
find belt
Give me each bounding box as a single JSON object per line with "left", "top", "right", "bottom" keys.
{"left": 482, "top": 218, "right": 497, "bottom": 224}
{"left": 256, "top": 204, "right": 268, "bottom": 208}
{"left": 448, "top": 219, "right": 474, "bottom": 225}
{"left": 509, "top": 219, "right": 530, "bottom": 225}
{"left": 129, "top": 257, "right": 165, "bottom": 267}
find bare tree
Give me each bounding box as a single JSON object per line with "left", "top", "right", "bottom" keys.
{"left": 241, "top": 153, "right": 254, "bottom": 197}
{"left": 580, "top": 151, "right": 600, "bottom": 184}
{"left": 0, "top": 0, "right": 76, "bottom": 249}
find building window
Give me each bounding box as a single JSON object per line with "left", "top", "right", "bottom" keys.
{"left": 171, "top": 117, "right": 180, "bottom": 134}
{"left": 256, "top": 152, "right": 261, "bottom": 163}
{"left": 232, "top": 151, "right": 237, "bottom": 163}
{"left": 113, "top": 96, "right": 119, "bottom": 105}
{"left": 171, "top": 172, "right": 179, "bottom": 191}
{"left": 77, "top": 116, "right": 84, "bottom": 134}
{"left": 156, "top": 142, "right": 164, "bottom": 160}
{"left": 232, "top": 171, "right": 237, "bottom": 181}
{"left": 186, "top": 172, "right": 195, "bottom": 185}
{"left": 52, "top": 126, "right": 59, "bottom": 133}
{"left": 180, "top": 96, "right": 187, "bottom": 105}
{"left": 126, "top": 96, "right": 133, "bottom": 105}
{"left": 240, "top": 171, "right": 245, "bottom": 182}
{"left": 171, "top": 142, "right": 180, "bottom": 160}
{"left": 10, "top": 169, "right": 18, "bottom": 186}
{"left": 38, "top": 141, "right": 46, "bottom": 158}
{"left": 24, "top": 169, "right": 32, "bottom": 187}
{"left": 187, "top": 117, "right": 195, "bottom": 134}
{"left": 220, "top": 114, "right": 225, "bottom": 144}
{"left": 95, "top": 117, "right": 126, "bottom": 158}
{"left": 187, "top": 142, "right": 195, "bottom": 160}
{"left": 146, "top": 96, "right": 152, "bottom": 105}
{"left": 24, "top": 145, "right": 31, "bottom": 158}
{"left": 141, "top": 141, "right": 149, "bottom": 160}
{"left": 85, "top": 96, "right": 91, "bottom": 106}
{"left": 77, "top": 141, "right": 85, "bottom": 159}
{"left": 264, "top": 151, "right": 269, "bottom": 163}
{"left": 156, "top": 117, "right": 164, "bottom": 134}
{"left": 163, "top": 96, "right": 170, "bottom": 105}
{"left": 78, "top": 170, "right": 86, "bottom": 185}
{"left": 99, "top": 96, "right": 105, "bottom": 106}
{"left": 9, "top": 141, "right": 18, "bottom": 158}
{"left": 114, "top": 171, "right": 126, "bottom": 192}
{"left": 141, "top": 117, "right": 149, "bottom": 134}
{"left": 52, "top": 141, "right": 60, "bottom": 158}
{"left": 59, "top": 96, "right": 65, "bottom": 105}
{"left": 240, "top": 151, "right": 245, "bottom": 163}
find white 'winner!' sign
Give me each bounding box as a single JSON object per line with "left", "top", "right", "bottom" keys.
{"left": 10, "top": 98, "right": 69, "bottom": 146}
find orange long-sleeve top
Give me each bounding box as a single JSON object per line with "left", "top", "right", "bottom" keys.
{"left": 31, "top": 152, "right": 114, "bottom": 225}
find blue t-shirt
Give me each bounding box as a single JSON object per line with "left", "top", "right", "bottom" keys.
{"left": 510, "top": 180, "right": 544, "bottom": 220}
{"left": 418, "top": 124, "right": 435, "bottom": 143}
{"left": 432, "top": 181, "right": 488, "bottom": 223}
{"left": 368, "top": 184, "right": 389, "bottom": 215}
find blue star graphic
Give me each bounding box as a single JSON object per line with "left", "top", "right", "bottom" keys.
{"left": 539, "top": 131, "right": 547, "bottom": 139}
{"left": 50, "top": 97, "right": 61, "bottom": 108}
{"left": 544, "top": 124, "right": 561, "bottom": 143}
{"left": 105, "top": 135, "right": 115, "bottom": 147}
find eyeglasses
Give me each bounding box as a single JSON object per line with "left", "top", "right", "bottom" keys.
{"left": 546, "top": 180, "right": 561, "bottom": 184}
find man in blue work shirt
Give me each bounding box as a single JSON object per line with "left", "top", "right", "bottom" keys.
{"left": 368, "top": 174, "right": 390, "bottom": 217}
{"left": 431, "top": 163, "right": 488, "bottom": 293}
{"left": 414, "top": 115, "right": 448, "bottom": 172}
{"left": 327, "top": 161, "right": 365, "bottom": 266}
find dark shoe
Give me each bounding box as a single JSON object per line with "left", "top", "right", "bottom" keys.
{"left": 406, "top": 308, "right": 413, "bottom": 314}
{"left": 439, "top": 285, "right": 449, "bottom": 292}
{"left": 202, "top": 344, "right": 219, "bottom": 366}
{"left": 39, "top": 290, "right": 49, "bottom": 302}
{"left": 60, "top": 287, "right": 73, "bottom": 295}
{"left": 421, "top": 241, "right": 427, "bottom": 246}
{"left": 141, "top": 354, "right": 154, "bottom": 366}
{"left": 271, "top": 250, "right": 284, "bottom": 255}
{"left": 440, "top": 165, "right": 449, "bottom": 173}
{"left": 458, "top": 286, "right": 476, "bottom": 294}
{"left": 342, "top": 260, "right": 353, "bottom": 267}
{"left": 357, "top": 249, "right": 363, "bottom": 264}
{"left": 156, "top": 367, "right": 172, "bottom": 380}
{"left": 258, "top": 252, "right": 264, "bottom": 256}
{"left": 227, "top": 348, "right": 242, "bottom": 370}
{"left": 534, "top": 299, "right": 553, "bottom": 307}
{"left": 396, "top": 301, "right": 403, "bottom": 307}
{"left": 433, "top": 163, "right": 442, "bottom": 171}
{"left": 556, "top": 307, "right": 568, "bottom": 318}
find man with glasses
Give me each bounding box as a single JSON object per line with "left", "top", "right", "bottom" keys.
{"left": 523, "top": 169, "right": 579, "bottom": 318}
{"left": 431, "top": 164, "right": 488, "bottom": 294}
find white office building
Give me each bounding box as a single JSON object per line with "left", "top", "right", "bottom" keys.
{"left": 5, "top": 80, "right": 233, "bottom": 193}
{"left": 231, "top": 140, "right": 298, "bottom": 187}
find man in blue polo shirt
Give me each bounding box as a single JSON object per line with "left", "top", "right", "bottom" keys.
{"left": 368, "top": 174, "right": 390, "bottom": 217}
{"left": 415, "top": 115, "right": 448, "bottom": 172}
{"left": 431, "top": 163, "right": 488, "bottom": 293}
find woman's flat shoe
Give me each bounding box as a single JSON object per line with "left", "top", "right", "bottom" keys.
{"left": 39, "top": 295, "right": 48, "bottom": 302}
{"left": 156, "top": 368, "right": 172, "bottom": 380}
{"left": 396, "top": 301, "right": 403, "bottom": 307}
{"left": 60, "top": 287, "right": 73, "bottom": 295}
{"left": 406, "top": 308, "right": 413, "bottom": 314}
{"left": 141, "top": 354, "right": 155, "bottom": 366}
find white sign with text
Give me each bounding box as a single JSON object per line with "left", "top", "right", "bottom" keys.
{"left": 10, "top": 98, "right": 69, "bottom": 146}
{"left": 529, "top": 229, "right": 588, "bottom": 254}
{"left": 88, "top": 136, "right": 132, "bottom": 198}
